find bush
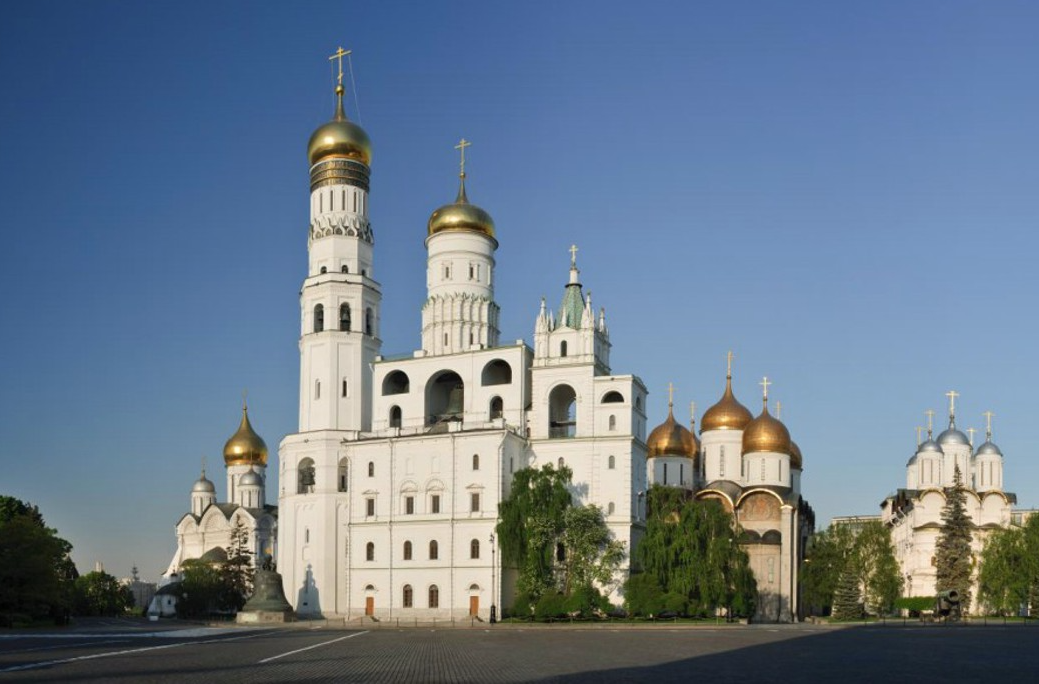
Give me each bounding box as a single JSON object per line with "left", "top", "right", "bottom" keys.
{"left": 894, "top": 596, "right": 935, "bottom": 615}
{"left": 661, "top": 592, "right": 688, "bottom": 616}
{"left": 511, "top": 592, "right": 534, "bottom": 619}
{"left": 534, "top": 593, "right": 568, "bottom": 619}
{"left": 564, "top": 585, "right": 609, "bottom": 616}
{"left": 624, "top": 573, "right": 665, "bottom": 616}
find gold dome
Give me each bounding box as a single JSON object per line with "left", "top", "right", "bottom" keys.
{"left": 700, "top": 375, "right": 753, "bottom": 433}
{"left": 790, "top": 440, "right": 803, "bottom": 469}
{"left": 307, "top": 85, "right": 372, "bottom": 167}
{"left": 742, "top": 400, "right": 792, "bottom": 455}
{"left": 223, "top": 405, "right": 268, "bottom": 467}
{"left": 427, "top": 179, "right": 496, "bottom": 239}
{"left": 647, "top": 406, "right": 697, "bottom": 459}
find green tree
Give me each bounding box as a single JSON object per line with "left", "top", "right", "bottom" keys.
{"left": 801, "top": 521, "right": 901, "bottom": 617}
{"left": 831, "top": 565, "right": 862, "bottom": 620}
{"left": 174, "top": 558, "right": 225, "bottom": 618}
{"left": 854, "top": 521, "right": 902, "bottom": 615}
{"left": 222, "top": 518, "right": 254, "bottom": 612}
{"left": 934, "top": 466, "right": 974, "bottom": 614}
{"left": 0, "top": 496, "right": 76, "bottom": 625}
{"left": 558, "top": 505, "right": 626, "bottom": 610}
{"left": 625, "top": 486, "right": 756, "bottom": 618}
{"left": 801, "top": 524, "right": 855, "bottom": 615}
{"left": 72, "top": 571, "right": 133, "bottom": 616}
{"left": 979, "top": 514, "right": 1039, "bottom": 616}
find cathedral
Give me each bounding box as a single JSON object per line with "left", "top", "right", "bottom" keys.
{"left": 165, "top": 59, "right": 814, "bottom": 623}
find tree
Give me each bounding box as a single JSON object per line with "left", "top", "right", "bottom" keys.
{"left": 625, "top": 486, "right": 756, "bottom": 618}
{"left": 934, "top": 466, "right": 974, "bottom": 614}
{"left": 979, "top": 514, "right": 1039, "bottom": 616}
{"left": 222, "top": 518, "right": 254, "bottom": 612}
{"left": 558, "top": 505, "right": 626, "bottom": 600}
{"left": 174, "top": 558, "right": 225, "bottom": 618}
{"left": 854, "top": 521, "right": 902, "bottom": 615}
{"left": 72, "top": 571, "right": 133, "bottom": 616}
{"left": 0, "top": 496, "right": 76, "bottom": 625}
{"left": 831, "top": 566, "right": 862, "bottom": 620}
{"left": 800, "top": 524, "right": 855, "bottom": 616}
{"left": 801, "top": 521, "right": 901, "bottom": 617}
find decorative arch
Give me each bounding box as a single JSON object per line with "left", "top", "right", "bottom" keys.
{"left": 426, "top": 371, "right": 464, "bottom": 424}
{"left": 601, "top": 391, "right": 624, "bottom": 404}
{"left": 382, "top": 371, "right": 410, "bottom": 395}
{"left": 313, "top": 304, "right": 324, "bottom": 333}
{"left": 489, "top": 396, "right": 503, "bottom": 420}
{"left": 694, "top": 489, "right": 734, "bottom": 512}
{"left": 297, "top": 457, "right": 316, "bottom": 494}
{"left": 481, "top": 359, "right": 513, "bottom": 386}
{"left": 389, "top": 405, "right": 402, "bottom": 429}
{"left": 548, "top": 383, "right": 578, "bottom": 438}
{"left": 339, "top": 303, "right": 351, "bottom": 331}
{"left": 735, "top": 488, "right": 785, "bottom": 514}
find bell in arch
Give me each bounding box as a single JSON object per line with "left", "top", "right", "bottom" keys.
{"left": 444, "top": 384, "right": 464, "bottom": 419}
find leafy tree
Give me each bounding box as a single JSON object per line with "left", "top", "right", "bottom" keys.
{"left": 935, "top": 466, "right": 974, "bottom": 614}
{"left": 222, "top": 518, "right": 254, "bottom": 611}
{"left": 801, "top": 524, "right": 855, "bottom": 615}
{"left": 625, "top": 486, "right": 756, "bottom": 617}
{"left": 0, "top": 496, "right": 75, "bottom": 625}
{"left": 802, "top": 521, "right": 901, "bottom": 617}
{"left": 72, "top": 571, "right": 133, "bottom": 616}
{"left": 558, "top": 505, "right": 626, "bottom": 597}
{"left": 174, "top": 558, "right": 225, "bottom": 618}
{"left": 979, "top": 514, "right": 1039, "bottom": 616}
{"left": 854, "top": 521, "right": 902, "bottom": 615}
{"left": 831, "top": 566, "right": 862, "bottom": 620}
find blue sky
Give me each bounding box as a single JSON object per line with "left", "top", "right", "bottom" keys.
{"left": 2, "top": 1, "right": 1038, "bottom": 581}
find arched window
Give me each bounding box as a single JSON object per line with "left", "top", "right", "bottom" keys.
{"left": 470, "top": 539, "right": 480, "bottom": 559}
{"left": 313, "top": 304, "right": 324, "bottom": 333}
{"left": 340, "top": 303, "right": 351, "bottom": 331}
{"left": 297, "top": 458, "right": 315, "bottom": 494}
{"left": 403, "top": 540, "right": 412, "bottom": 560}
{"left": 635, "top": 396, "right": 642, "bottom": 411}
{"left": 368, "top": 461, "right": 374, "bottom": 477}
{"left": 320, "top": 266, "right": 327, "bottom": 274}
{"left": 389, "top": 406, "right": 402, "bottom": 429}
{"left": 428, "top": 585, "right": 439, "bottom": 608}
{"left": 480, "top": 359, "right": 512, "bottom": 386}
{"left": 403, "top": 584, "right": 413, "bottom": 608}
{"left": 472, "top": 453, "right": 480, "bottom": 470}
{"left": 608, "top": 455, "right": 616, "bottom": 470}
{"left": 426, "top": 371, "right": 464, "bottom": 425}
{"left": 382, "top": 370, "right": 410, "bottom": 395}
{"left": 602, "top": 391, "right": 624, "bottom": 403}
{"left": 489, "top": 396, "right": 503, "bottom": 420}
{"left": 429, "top": 540, "right": 439, "bottom": 560}
{"left": 560, "top": 341, "right": 568, "bottom": 357}
{"left": 608, "top": 502, "right": 615, "bottom": 515}
{"left": 365, "top": 542, "right": 374, "bottom": 561}
{"left": 341, "top": 265, "right": 349, "bottom": 273}
{"left": 548, "top": 384, "right": 578, "bottom": 438}
{"left": 365, "top": 307, "right": 373, "bottom": 336}
{"left": 558, "top": 457, "right": 565, "bottom": 469}
{"left": 608, "top": 415, "right": 616, "bottom": 431}
{"left": 337, "top": 460, "right": 348, "bottom": 492}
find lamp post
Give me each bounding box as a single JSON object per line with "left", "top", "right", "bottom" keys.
{"left": 489, "top": 532, "right": 497, "bottom": 624}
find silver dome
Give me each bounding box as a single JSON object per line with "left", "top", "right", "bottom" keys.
{"left": 916, "top": 438, "right": 944, "bottom": 455}
{"left": 240, "top": 470, "right": 263, "bottom": 486}
{"left": 937, "top": 427, "right": 970, "bottom": 447}
{"left": 976, "top": 440, "right": 1003, "bottom": 457}
{"left": 192, "top": 476, "right": 215, "bottom": 493}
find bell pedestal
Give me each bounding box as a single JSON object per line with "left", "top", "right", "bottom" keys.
{"left": 237, "top": 569, "right": 296, "bottom": 623}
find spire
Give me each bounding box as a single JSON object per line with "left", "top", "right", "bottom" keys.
{"left": 667, "top": 382, "right": 675, "bottom": 411}
{"left": 454, "top": 138, "right": 471, "bottom": 204}
{"left": 967, "top": 427, "right": 977, "bottom": 447}
{"left": 726, "top": 350, "right": 734, "bottom": 380}
{"left": 775, "top": 400, "right": 782, "bottom": 420}
{"left": 559, "top": 245, "right": 585, "bottom": 328}
{"left": 328, "top": 46, "right": 352, "bottom": 122}
{"left": 983, "top": 410, "right": 994, "bottom": 441}
{"left": 689, "top": 401, "right": 697, "bottom": 430}
{"left": 925, "top": 409, "right": 935, "bottom": 439}
{"left": 759, "top": 376, "right": 772, "bottom": 409}
{"left": 945, "top": 390, "right": 959, "bottom": 427}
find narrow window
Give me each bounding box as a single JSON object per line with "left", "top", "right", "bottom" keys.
{"left": 389, "top": 406, "right": 401, "bottom": 429}
{"left": 353, "top": 192, "right": 357, "bottom": 212}
{"left": 472, "top": 454, "right": 480, "bottom": 471}
{"left": 608, "top": 502, "right": 615, "bottom": 515}
{"left": 680, "top": 464, "right": 685, "bottom": 484}
{"left": 556, "top": 543, "right": 566, "bottom": 562}
{"left": 403, "top": 584, "right": 413, "bottom": 608}
{"left": 720, "top": 445, "right": 726, "bottom": 478}
{"left": 429, "top": 540, "right": 439, "bottom": 560}
{"left": 489, "top": 397, "right": 503, "bottom": 420}
{"left": 341, "top": 189, "right": 345, "bottom": 210}
{"left": 314, "top": 304, "right": 324, "bottom": 333}
{"left": 403, "top": 540, "right": 412, "bottom": 560}
{"left": 405, "top": 496, "right": 414, "bottom": 515}
{"left": 338, "top": 465, "right": 347, "bottom": 492}
{"left": 342, "top": 379, "right": 348, "bottom": 397}
{"left": 431, "top": 494, "right": 441, "bottom": 514}
{"left": 428, "top": 585, "right": 439, "bottom": 609}
{"left": 305, "top": 528, "right": 310, "bottom": 544}
{"left": 320, "top": 194, "right": 323, "bottom": 212}
{"left": 470, "top": 539, "right": 480, "bottom": 559}
{"left": 368, "top": 462, "right": 374, "bottom": 477}
{"left": 366, "top": 542, "right": 374, "bottom": 561}
{"left": 314, "top": 380, "right": 321, "bottom": 400}
{"left": 560, "top": 341, "right": 568, "bottom": 357}
{"left": 443, "top": 333, "right": 448, "bottom": 346}
{"left": 366, "top": 498, "right": 375, "bottom": 517}
{"left": 320, "top": 266, "right": 327, "bottom": 274}
{"left": 608, "top": 455, "right": 615, "bottom": 470}
{"left": 342, "top": 265, "right": 349, "bottom": 273}
{"left": 340, "top": 303, "right": 351, "bottom": 331}
{"left": 469, "top": 264, "right": 475, "bottom": 280}
{"left": 558, "top": 457, "right": 565, "bottom": 469}
{"left": 608, "top": 415, "right": 616, "bottom": 431}
{"left": 469, "top": 332, "right": 474, "bottom": 346}
{"left": 365, "top": 308, "right": 373, "bottom": 336}
{"left": 470, "top": 492, "right": 480, "bottom": 513}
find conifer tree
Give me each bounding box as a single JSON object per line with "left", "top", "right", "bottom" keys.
{"left": 934, "top": 465, "right": 973, "bottom": 614}
{"left": 831, "top": 566, "right": 862, "bottom": 620}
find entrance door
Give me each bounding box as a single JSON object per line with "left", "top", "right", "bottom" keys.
{"left": 469, "top": 596, "right": 479, "bottom": 616}
{"left": 365, "top": 597, "right": 374, "bottom": 616}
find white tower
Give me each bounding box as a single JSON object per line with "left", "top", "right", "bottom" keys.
{"left": 421, "top": 139, "right": 500, "bottom": 355}
{"left": 298, "top": 62, "right": 381, "bottom": 433}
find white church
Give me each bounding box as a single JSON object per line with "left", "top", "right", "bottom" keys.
{"left": 165, "top": 59, "right": 814, "bottom": 622}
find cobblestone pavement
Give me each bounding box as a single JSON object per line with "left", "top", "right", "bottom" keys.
{"left": 2, "top": 621, "right": 1038, "bottom": 682}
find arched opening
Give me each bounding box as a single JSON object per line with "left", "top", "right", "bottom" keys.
{"left": 341, "top": 265, "right": 349, "bottom": 273}
{"left": 365, "top": 307, "right": 373, "bottom": 336}
{"left": 339, "top": 303, "right": 351, "bottom": 331}
{"left": 382, "top": 370, "right": 410, "bottom": 395}
{"left": 472, "top": 453, "right": 480, "bottom": 470}
{"left": 320, "top": 266, "right": 327, "bottom": 274}
{"left": 480, "top": 359, "right": 513, "bottom": 386}
{"left": 470, "top": 539, "right": 480, "bottom": 559}
{"left": 608, "top": 415, "right": 616, "bottom": 431}
{"left": 389, "top": 405, "right": 402, "bottom": 429}
{"left": 426, "top": 371, "right": 464, "bottom": 425}
{"left": 557, "top": 457, "right": 565, "bottom": 469}
{"left": 403, "top": 540, "right": 413, "bottom": 560}
{"left": 402, "top": 584, "right": 413, "bottom": 608}
{"left": 367, "top": 461, "right": 374, "bottom": 477}
{"left": 428, "top": 585, "right": 440, "bottom": 608}
{"left": 560, "top": 340, "right": 568, "bottom": 357}
{"left": 608, "top": 455, "right": 616, "bottom": 470}
{"left": 602, "top": 391, "right": 624, "bottom": 403}
{"left": 365, "top": 542, "right": 375, "bottom": 561}
{"left": 429, "top": 540, "right": 439, "bottom": 560}
{"left": 489, "top": 396, "right": 503, "bottom": 420}
{"left": 548, "top": 384, "right": 577, "bottom": 438}
{"left": 313, "top": 304, "right": 324, "bottom": 333}
{"left": 337, "top": 459, "right": 348, "bottom": 492}
{"left": 297, "top": 458, "right": 315, "bottom": 494}
{"left": 608, "top": 502, "right": 615, "bottom": 515}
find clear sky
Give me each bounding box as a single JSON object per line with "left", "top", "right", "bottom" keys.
{"left": 2, "top": 1, "right": 1038, "bottom": 582}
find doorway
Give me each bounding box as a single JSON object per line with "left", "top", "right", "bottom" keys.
{"left": 365, "top": 596, "right": 374, "bottom": 616}
{"left": 469, "top": 596, "right": 479, "bottom": 616}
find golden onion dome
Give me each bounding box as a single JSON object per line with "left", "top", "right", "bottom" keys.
{"left": 307, "top": 85, "right": 372, "bottom": 167}
{"left": 742, "top": 400, "right": 792, "bottom": 455}
{"left": 790, "top": 440, "right": 803, "bottom": 469}
{"left": 647, "top": 405, "right": 697, "bottom": 459}
{"left": 223, "top": 405, "right": 268, "bottom": 467}
{"left": 427, "top": 177, "right": 496, "bottom": 239}
{"left": 700, "top": 375, "right": 753, "bottom": 433}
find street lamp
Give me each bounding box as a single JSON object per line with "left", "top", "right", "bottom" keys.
{"left": 489, "top": 532, "right": 497, "bottom": 624}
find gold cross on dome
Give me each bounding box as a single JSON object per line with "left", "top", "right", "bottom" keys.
{"left": 760, "top": 376, "right": 771, "bottom": 401}
{"left": 569, "top": 244, "right": 579, "bottom": 268}
{"left": 329, "top": 46, "right": 351, "bottom": 86}
{"left": 454, "top": 138, "right": 471, "bottom": 178}
{"left": 925, "top": 409, "right": 935, "bottom": 434}
{"left": 201, "top": 455, "right": 207, "bottom": 476}
{"left": 967, "top": 427, "right": 977, "bottom": 445}
{"left": 726, "top": 351, "right": 733, "bottom": 378}
{"left": 667, "top": 382, "right": 675, "bottom": 407}
{"left": 946, "top": 390, "right": 959, "bottom": 417}
{"left": 690, "top": 401, "right": 696, "bottom": 424}
{"left": 983, "top": 410, "right": 994, "bottom": 439}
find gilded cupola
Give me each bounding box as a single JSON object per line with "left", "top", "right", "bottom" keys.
{"left": 700, "top": 354, "right": 753, "bottom": 433}
{"left": 427, "top": 139, "right": 496, "bottom": 240}
{"left": 789, "top": 440, "right": 803, "bottom": 470}
{"left": 223, "top": 403, "right": 268, "bottom": 467}
{"left": 742, "top": 382, "right": 792, "bottom": 455}
{"left": 647, "top": 390, "right": 697, "bottom": 459}
{"left": 307, "top": 84, "right": 372, "bottom": 167}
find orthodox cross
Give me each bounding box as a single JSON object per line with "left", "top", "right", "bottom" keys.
{"left": 967, "top": 427, "right": 977, "bottom": 446}
{"left": 201, "top": 455, "right": 207, "bottom": 477}
{"left": 454, "top": 138, "right": 471, "bottom": 179}
{"left": 776, "top": 400, "right": 783, "bottom": 419}
{"left": 760, "top": 376, "right": 771, "bottom": 401}
{"left": 915, "top": 426, "right": 924, "bottom": 445}
{"left": 689, "top": 401, "right": 697, "bottom": 426}
{"left": 945, "top": 390, "right": 959, "bottom": 417}
{"left": 925, "top": 409, "right": 935, "bottom": 436}
{"left": 983, "top": 410, "right": 994, "bottom": 440}
{"left": 242, "top": 388, "right": 249, "bottom": 411}
{"left": 329, "top": 46, "right": 351, "bottom": 86}
{"left": 569, "top": 244, "right": 579, "bottom": 268}
{"left": 667, "top": 382, "right": 675, "bottom": 407}
{"left": 726, "top": 350, "right": 733, "bottom": 378}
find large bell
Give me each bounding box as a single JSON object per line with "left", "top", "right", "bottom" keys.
{"left": 444, "top": 384, "right": 464, "bottom": 419}
{"left": 239, "top": 568, "right": 294, "bottom": 620}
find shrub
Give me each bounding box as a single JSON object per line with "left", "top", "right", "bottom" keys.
{"left": 534, "top": 593, "right": 568, "bottom": 619}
